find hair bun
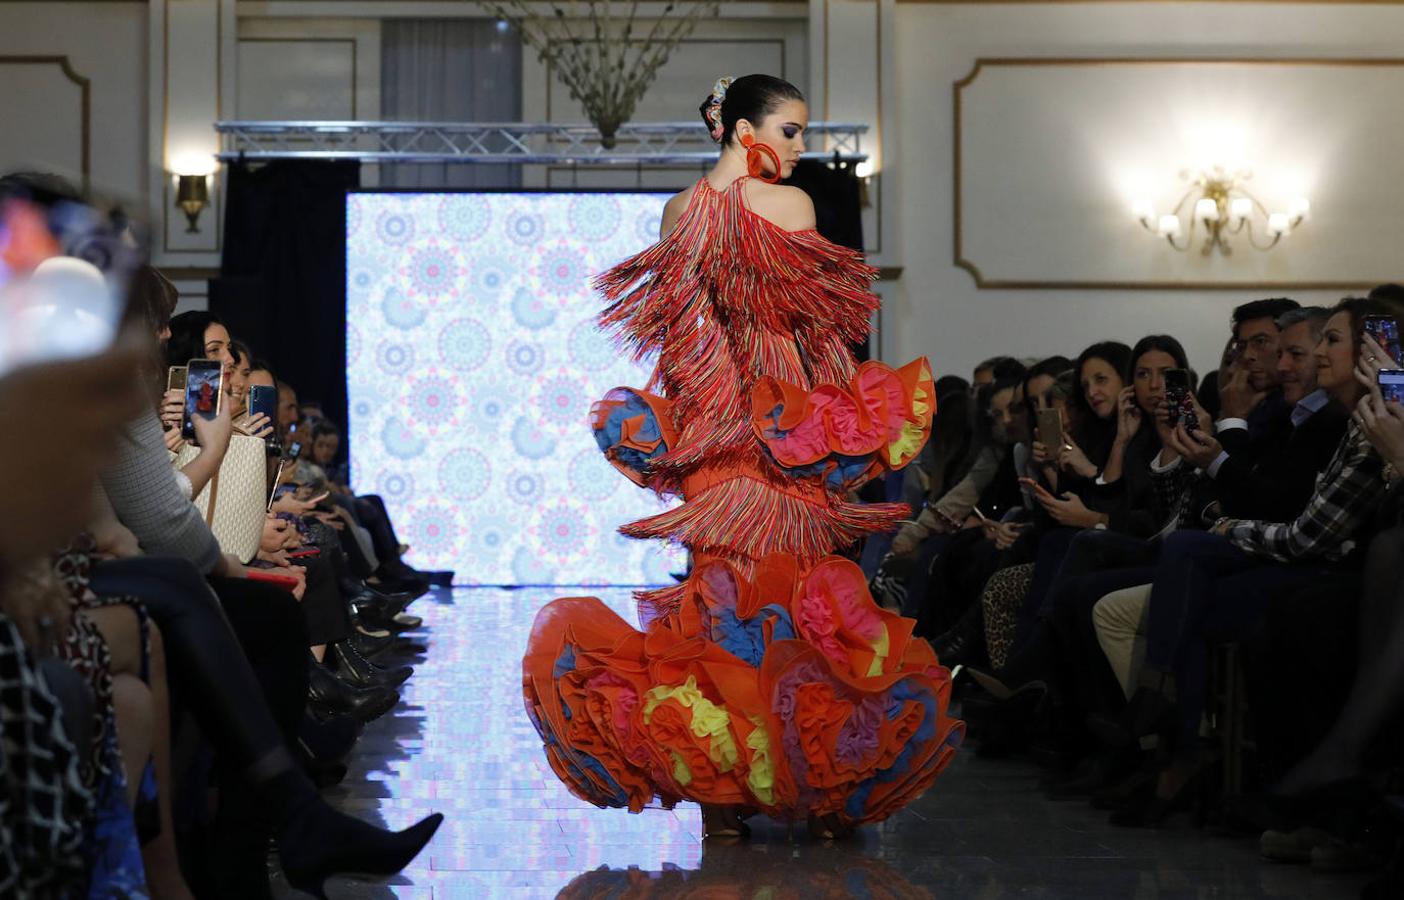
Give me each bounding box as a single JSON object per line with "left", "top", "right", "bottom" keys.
{"left": 700, "top": 76, "right": 734, "bottom": 144}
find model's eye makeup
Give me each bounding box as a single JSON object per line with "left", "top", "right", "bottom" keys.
{"left": 780, "top": 123, "right": 804, "bottom": 139}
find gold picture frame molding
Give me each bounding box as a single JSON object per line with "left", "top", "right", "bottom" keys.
{"left": 953, "top": 56, "right": 1404, "bottom": 291}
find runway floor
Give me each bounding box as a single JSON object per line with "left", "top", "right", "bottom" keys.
{"left": 270, "top": 586, "right": 1370, "bottom": 899}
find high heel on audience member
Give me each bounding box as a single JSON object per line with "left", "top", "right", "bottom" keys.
{"left": 278, "top": 804, "right": 444, "bottom": 899}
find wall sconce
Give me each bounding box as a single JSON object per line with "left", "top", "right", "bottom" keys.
{"left": 174, "top": 174, "right": 209, "bottom": 233}
{"left": 1135, "top": 167, "right": 1309, "bottom": 255}
{"left": 170, "top": 154, "right": 216, "bottom": 234}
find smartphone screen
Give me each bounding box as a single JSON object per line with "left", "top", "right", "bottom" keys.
{"left": 1364, "top": 316, "right": 1402, "bottom": 366}
{"left": 0, "top": 186, "right": 145, "bottom": 379}
{"left": 1163, "top": 369, "right": 1198, "bottom": 432}
{"left": 1379, "top": 369, "right": 1404, "bottom": 406}
{"left": 181, "top": 359, "right": 223, "bottom": 443}
{"left": 167, "top": 366, "right": 187, "bottom": 393}
{"left": 1036, "top": 408, "right": 1064, "bottom": 450}
{"left": 247, "top": 384, "right": 277, "bottom": 435}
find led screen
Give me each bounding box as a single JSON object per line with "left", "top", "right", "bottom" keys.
{"left": 346, "top": 191, "right": 686, "bottom": 585}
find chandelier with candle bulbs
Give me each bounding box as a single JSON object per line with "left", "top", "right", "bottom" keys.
{"left": 1135, "top": 167, "right": 1309, "bottom": 255}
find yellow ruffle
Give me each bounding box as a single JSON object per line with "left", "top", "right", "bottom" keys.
{"left": 643, "top": 677, "right": 741, "bottom": 773}
{"left": 745, "top": 717, "right": 776, "bottom": 806}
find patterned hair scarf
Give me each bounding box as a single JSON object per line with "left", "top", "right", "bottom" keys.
{"left": 704, "top": 76, "right": 734, "bottom": 144}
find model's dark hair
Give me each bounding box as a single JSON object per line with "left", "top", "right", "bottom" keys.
{"left": 699, "top": 74, "right": 805, "bottom": 147}
{"left": 165, "top": 310, "right": 225, "bottom": 369}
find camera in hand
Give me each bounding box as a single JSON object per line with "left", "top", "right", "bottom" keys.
{"left": 180, "top": 358, "right": 223, "bottom": 444}
{"left": 1164, "top": 368, "right": 1198, "bottom": 433}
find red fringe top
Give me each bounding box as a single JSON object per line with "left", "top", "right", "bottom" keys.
{"left": 595, "top": 177, "right": 880, "bottom": 489}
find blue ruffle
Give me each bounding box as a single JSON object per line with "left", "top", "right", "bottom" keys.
{"left": 594, "top": 389, "right": 670, "bottom": 480}
{"left": 710, "top": 604, "right": 796, "bottom": 668}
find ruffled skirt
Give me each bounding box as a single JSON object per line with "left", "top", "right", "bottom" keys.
{"left": 525, "top": 356, "right": 962, "bottom": 823}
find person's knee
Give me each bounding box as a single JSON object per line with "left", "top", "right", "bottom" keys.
{"left": 83, "top": 604, "right": 143, "bottom": 676}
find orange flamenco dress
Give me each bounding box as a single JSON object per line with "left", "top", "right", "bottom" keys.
{"left": 522, "top": 176, "right": 963, "bottom": 826}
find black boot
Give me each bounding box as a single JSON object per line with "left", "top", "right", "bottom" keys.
{"left": 330, "top": 640, "right": 413, "bottom": 689}
{"left": 932, "top": 602, "right": 988, "bottom": 669}
{"left": 350, "top": 627, "right": 395, "bottom": 659}
{"left": 307, "top": 656, "right": 399, "bottom": 722}
{"left": 260, "top": 769, "right": 443, "bottom": 899}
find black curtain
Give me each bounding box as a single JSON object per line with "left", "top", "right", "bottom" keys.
{"left": 788, "top": 160, "right": 869, "bottom": 361}
{"left": 212, "top": 160, "right": 360, "bottom": 438}
{"left": 788, "top": 160, "right": 864, "bottom": 252}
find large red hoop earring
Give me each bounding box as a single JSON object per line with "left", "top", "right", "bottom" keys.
{"left": 740, "top": 134, "right": 783, "bottom": 184}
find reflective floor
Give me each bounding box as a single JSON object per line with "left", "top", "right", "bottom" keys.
{"left": 271, "top": 586, "right": 1369, "bottom": 899}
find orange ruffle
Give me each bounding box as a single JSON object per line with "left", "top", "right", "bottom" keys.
{"left": 523, "top": 557, "right": 963, "bottom": 824}
{"left": 751, "top": 358, "right": 935, "bottom": 491}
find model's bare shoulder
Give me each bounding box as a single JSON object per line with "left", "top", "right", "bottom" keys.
{"left": 660, "top": 185, "right": 698, "bottom": 238}
{"left": 743, "top": 182, "right": 816, "bottom": 233}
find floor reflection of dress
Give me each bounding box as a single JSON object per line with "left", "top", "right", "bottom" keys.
{"left": 555, "top": 843, "right": 931, "bottom": 900}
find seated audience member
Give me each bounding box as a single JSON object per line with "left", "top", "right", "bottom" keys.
{"left": 965, "top": 342, "right": 1131, "bottom": 669}
{"left": 870, "top": 366, "right": 1025, "bottom": 613}
{"left": 1110, "top": 295, "right": 1402, "bottom": 827}
{"left": 970, "top": 355, "right": 1023, "bottom": 394}
{"left": 908, "top": 356, "right": 1071, "bottom": 640}
{"left": 312, "top": 419, "right": 350, "bottom": 488}
{"left": 96, "top": 267, "right": 439, "bottom": 895}
{"left": 0, "top": 335, "right": 149, "bottom": 895}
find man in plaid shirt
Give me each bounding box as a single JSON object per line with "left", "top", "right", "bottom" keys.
{"left": 1108, "top": 296, "right": 1399, "bottom": 827}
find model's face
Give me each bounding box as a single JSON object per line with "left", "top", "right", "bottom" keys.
{"left": 737, "top": 99, "right": 808, "bottom": 180}
{"left": 1132, "top": 350, "right": 1178, "bottom": 415}
{"left": 1276, "top": 320, "right": 1320, "bottom": 406}
{"left": 1081, "top": 357, "right": 1123, "bottom": 420}
{"left": 1235, "top": 317, "right": 1281, "bottom": 391}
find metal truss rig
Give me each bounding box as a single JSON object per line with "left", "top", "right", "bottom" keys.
{"left": 214, "top": 121, "right": 868, "bottom": 166}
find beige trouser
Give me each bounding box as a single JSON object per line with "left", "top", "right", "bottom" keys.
{"left": 1092, "top": 583, "right": 1152, "bottom": 700}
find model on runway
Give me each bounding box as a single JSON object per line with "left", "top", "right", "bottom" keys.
{"left": 523, "top": 73, "right": 963, "bottom": 839}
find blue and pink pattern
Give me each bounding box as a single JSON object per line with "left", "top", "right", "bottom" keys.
{"left": 347, "top": 192, "right": 685, "bottom": 584}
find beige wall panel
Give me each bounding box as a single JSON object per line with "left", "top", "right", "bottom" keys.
{"left": 237, "top": 39, "right": 357, "bottom": 119}
{"left": 0, "top": 63, "right": 85, "bottom": 181}
{"left": 0, "top": 4, "right": 146, "bottom": 203}
{"left": 887, "top": 2, "right": 1404, "bottom": 381}
{"left": 958, "top": 60, "right": 1404, "bottom": 287}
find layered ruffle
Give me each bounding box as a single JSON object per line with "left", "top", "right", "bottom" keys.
{"left": 591, "top": 388, "right": 678, "bottom": 490}
{"left": 523, "top": 557, "right": 964, "bottom": 824}
{"left": 752, "top": 358, "right": 935, "bottom": 492}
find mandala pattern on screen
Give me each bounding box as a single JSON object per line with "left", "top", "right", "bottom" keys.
{"left": 347, "top": 192, "right": 685, "bottom": 584}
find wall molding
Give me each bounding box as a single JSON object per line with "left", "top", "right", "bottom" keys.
{"left": 237, "top": 36, "right": 359, "bottom": 118}
{"left": 953, "top": 56, "right": 1404, "bottom": 291}
{"left": 0, "top": 55, "right": 91, "bottom": 187}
